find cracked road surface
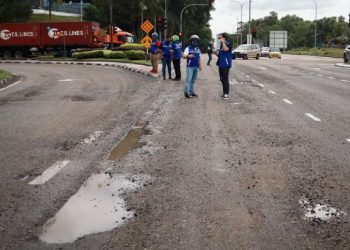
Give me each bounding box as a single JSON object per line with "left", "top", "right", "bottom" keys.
{"left": 0, "top": 54, "right": 349, "bottom": 249}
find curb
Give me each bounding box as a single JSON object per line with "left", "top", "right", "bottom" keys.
{"left": 335, "top": 63, "right": 350, "bottom": 68}
{"left": 0, "top": 75, "right": 13, "bottom": 85}
{"left": 0, "top": 60, "right": 157, "bottom": 78}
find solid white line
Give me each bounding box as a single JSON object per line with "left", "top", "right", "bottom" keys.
{"left": 341, "top": 79, "right": 350, "bottom": 83}
{"left": 283, "top": 99, "right": 293, "bottom": 104}
{"left": 327, "top": 76, "right": 335, "bottom": 80}
{"left": 29, "top": 160, "right": 70, "bottom": 185}
{"left": 268, "top": 90, "right": 276, "bottom": 94}
{"left": 0, "top": 81, "right": 22, "bottom": 92}
{"left": 305, "top": 113, "right": 321, "bottom": 122}
{"left": 258, "top": 84, "right": 264, "bottom": 88}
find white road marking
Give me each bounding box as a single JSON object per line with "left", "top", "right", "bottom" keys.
{"left": 58, "top": 79, "right": 84, "bottom": 82}
{"left": 252, "top": 79, "right": 257, "bottom": 82}
{"left": 283, "top": 99, "right": 293, "bottom": 104}
{"left": 327, "top": 76, "right": 335, "bottom": 80}
{"left": 346, "top": 139, "right": 350, "bottom": 143}
{"left": 268, "top": 90, "right": 276, "bottom": 94}
{"left": 258, "top": 84, "right": 264, "bottom": 88}
{"left": 318, "top": 74, "right": 323, "bottom": 77}
{"left": 0, "top": 81, "right": 22, "bottom": 92}
{"left": 341, "top": 79, "right": 350, "bottom": 83}
{"left": 313, "top": 68, "right": 321, "bottom": 70}
{"left": 81, "top": 131, "right": 103, "bottom": 144}
{"left": 259, "top": 67, "right": 267, "bottom": 70}
{"left": 246, "top": 75, "right": 250, "bottom": 78}
{"left": 29, "top": 160, "right": 70, "bottom": 185}
{"left": 305, "top": 113, "right": 321, "bottom": 122}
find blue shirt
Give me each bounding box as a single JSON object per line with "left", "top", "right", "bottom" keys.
{"left": 217, "top": 41, "right": 233, "bottom": 68}
{"left": 172, "top": 41, "right": 182, "bottom": 60}
{"left": 184, "top": 45, "right": 201, "bottom": 68}
{"left": 161, "top": 41, "right": 173, "bottom": 59}
{"left": 150, "top": 39, "right": 160, "bottom": 54}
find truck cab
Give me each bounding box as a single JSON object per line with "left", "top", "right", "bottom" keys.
{"left": 104, "top": 31, "right": 134, "bottom": 48}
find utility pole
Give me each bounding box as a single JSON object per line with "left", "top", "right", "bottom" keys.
{"left": 232, "top": 1, "right": 246, "bottom": 45}
{"left": 312, "top": 0, "right": 318, "bottom": 47}
{"left": 248, "top": 0, "right": 251, "bottom": 44}
{"left": 164, "top": 0, "right": 168, "bottom": 40}
{"left": 109, "top": 0, "right": 113, "bottom": 49}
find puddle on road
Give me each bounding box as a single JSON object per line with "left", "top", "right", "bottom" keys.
{"left": 109, "top": 123, "right": 150, "bottom": 160}
{"left": 299, "top": 198, "right": 345, "bottom": 223}
{"left": 40, "top": 173, "right": 147, "bottom": 244}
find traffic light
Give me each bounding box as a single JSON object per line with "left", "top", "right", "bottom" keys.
{"left": 208, "top": 0, "right": 214, "bottom": 6}
{"left": 252, "top": 27, "right": 257, "bottom": 38}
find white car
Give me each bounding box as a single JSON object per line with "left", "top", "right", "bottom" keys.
{"left": 232, "top": 44, "right": 261, "bottom": 60}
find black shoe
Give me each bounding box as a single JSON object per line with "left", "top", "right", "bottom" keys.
{"left": 172, "top": 78, "right": 181, "bottom": 81}
{"left": 185, "top": 93, "right": 191, "bottom": 98}
{"left": 191, "top": 93, "right": 198, "bottom": 97}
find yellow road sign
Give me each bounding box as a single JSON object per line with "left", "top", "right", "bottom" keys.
{"left": 141, "top": 35, "right": 152, "bottom": 49}
{"left": 141, "top": 20, "right": 154, "bottom": 34}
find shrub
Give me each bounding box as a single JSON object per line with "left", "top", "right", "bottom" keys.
{"left": 72, "top": 50, "right": 104, "bottom": 59}
{"left": 119, "top": 43, "right": 145, "bottom": 51}
{"left": 125, "top": 50, "right": 146, "bottom": 60}
{"left": 103, "top": 50, "right": 125, "bottom": 58}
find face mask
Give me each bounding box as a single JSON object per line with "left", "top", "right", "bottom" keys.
{"left": 191, "top": 39, "right": 199, "bottom": 47}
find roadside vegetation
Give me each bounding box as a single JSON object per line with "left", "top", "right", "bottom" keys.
{"left": 29, "top": 14, "right": 80, "bottom": 22}
{"left": 0, "top": 70, "right": 12, "bottom": 81}
{"left": 284, "top": 48, "right": 344, "bottom": 58}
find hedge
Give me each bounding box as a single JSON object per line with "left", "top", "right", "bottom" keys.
{"left": 119, "top": 43, "right": 145, "bottom": 51}
{"left": 103, "top": 50, "right": 125, "bottom": 58}
{"left": 72, "top": 50, "right": 104, "bottom": 59}
{"left": 125, "top": 50, "right": 146, "bottom": 60}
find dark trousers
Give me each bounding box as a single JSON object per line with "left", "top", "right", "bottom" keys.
{"left": 162, "top": 57, "right": 172, "bottom": 79}
{"left": 207, "top": 53, "right": 212, "bottom": 65}
{"left": 219, "top": 67, "right": 230, "bottom": 95}
{"left": 173, "top": 59, "right": 181, "bottom": 79}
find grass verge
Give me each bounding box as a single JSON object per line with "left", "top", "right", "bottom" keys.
{"left": 0, "top": 70, "right": 12, "bottom": 81}
{"left": 284, "top": 48, "right": 343, "bottom": 58}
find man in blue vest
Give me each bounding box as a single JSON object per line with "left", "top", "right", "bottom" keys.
{"left": 183, "top": 35, "right": 202, "bottom": 98}
{"left": 160, "top": 37, "right": 173, "bottom": 80}
{"left": 171, "top": 35, "right": 182, "bottom": 81}
{"left": 150, "top": 32, "right": 161, "bottom": 74}
{"left": 216, "top": 33, "right": 232, "bottom": 100}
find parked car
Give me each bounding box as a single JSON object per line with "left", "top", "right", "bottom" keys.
{"left": 232, "top": 44, "right": 261, "bottom": 60}
{"left": 269, "top": 47, "right": 282, "bottom": 59}
{"left": 261, "top": 47, "right": 270, "bottom": 57}
{"left": 344, "top": 45, "right": 350, "bottom": 63}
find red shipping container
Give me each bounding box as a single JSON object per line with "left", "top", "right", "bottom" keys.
{"left": 0, "top": 23, "right": 41, "bottom": 47}
{"left": 40, "top": 22, "right": 101, "bottom": 48}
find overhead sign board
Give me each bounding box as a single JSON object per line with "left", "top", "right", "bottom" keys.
{"left": 269, "top": 31, "right": 288, "bottom": 49}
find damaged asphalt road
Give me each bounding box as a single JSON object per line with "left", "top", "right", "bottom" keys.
{"left": 0, "top": 55, "right": 349, "bottom": 249}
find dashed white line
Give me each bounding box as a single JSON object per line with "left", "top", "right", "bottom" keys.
{"left": 327, "top": 76, "right": 335, "bottom": 80}
{"left": 346, "top": 139, "right": 350, "bottom": 143}
{"left": 318, "top": 74, "right": 323, "bottom": 77}
{"left": 313, "top": 68, "right": 321, "bottom": 70}
{"left": 305, "top": 113, "right": 321, "bottom": 122}
{"left": 246, "top": 75, "right": 250, "bottom": 78}
{"left": 268, "top": 90, "right": 276, "bottom": 94}
{"left": 259, "top": 67, "right": 267, "bottom": 70}
{"left": 29, "top": 160, "right": 70, "bottom": 185}
{"left": 341, "top": 79, "right": 350, "bottom": 83}
{"left": 0, "top": 81, "right": 22, "bottom": 92}
{"left": 258, "top": 84, "right": 264, "bottom": 88}
{"left": 252, "top": 79, "right": 257, "bottom": 82}
{"left": 283, "top": 99, "right": 293, "bottom": 104}
{"left": 58, "top": 79, "right": 84, "bottom": 82}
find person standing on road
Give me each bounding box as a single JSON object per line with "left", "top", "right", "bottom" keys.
{"left": 160, "top": 37, "right": 173, "bottom": 80}
{"left": 216, "top": 33, "right": 232, "bottom": 100}
{"left": 171, "top": 35, "right": 182, "bottom": 81}
{"left": 183, "top": 35, "right": 202, "bottom": 98}
{"left": 150, "top": 33, "right": 161, "bottom": 74}
{"left": 207, "top": 41, "right": 213, "bottom": 65}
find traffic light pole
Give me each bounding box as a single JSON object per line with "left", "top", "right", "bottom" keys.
{"left": 164, "top": 0, "right": 168, "bottom": 39}
{"left": 180, "top": 4, "right": 209, "bottom": 34}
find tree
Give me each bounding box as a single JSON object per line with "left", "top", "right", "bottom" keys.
{"left": 0, "top": 0, "right": 32, "bottom": 23}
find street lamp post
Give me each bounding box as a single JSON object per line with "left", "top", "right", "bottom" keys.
{"left": 80, "top": 0, "right": 83, "bottom": 22}
{"left": 180, "top": 4, "right": 209, "bottom": 34}
{"left": 312, "top": 0, "right": 317, "bottom": 47}
{"left": 248, "top": 0, "right": 251, "bottom": 44}
{"left": 231, "top": 1, "right": 246, "bottom": 44}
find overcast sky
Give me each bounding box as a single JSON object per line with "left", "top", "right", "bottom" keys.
{"left": 209, "top": 0, "right": 349, "bottom": 36}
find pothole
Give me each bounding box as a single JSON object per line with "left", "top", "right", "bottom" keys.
{"left": 109, "top": 123, "right": 151, "bottom": 161}
{"left": 40, "top": 173, "right": 149, "bottom": 244}
{"left": 299, "top": 198, "right": 345, "bottom": 223}
{"left": 63, "top": 95, "right": 95, "bottom": 102}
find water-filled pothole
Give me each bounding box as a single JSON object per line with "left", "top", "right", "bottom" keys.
{"left": 109, "top": 122, "right": 150, "bottom": 160}
{"left": 40, "top": 173, "right": 148, "bottom": 244}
